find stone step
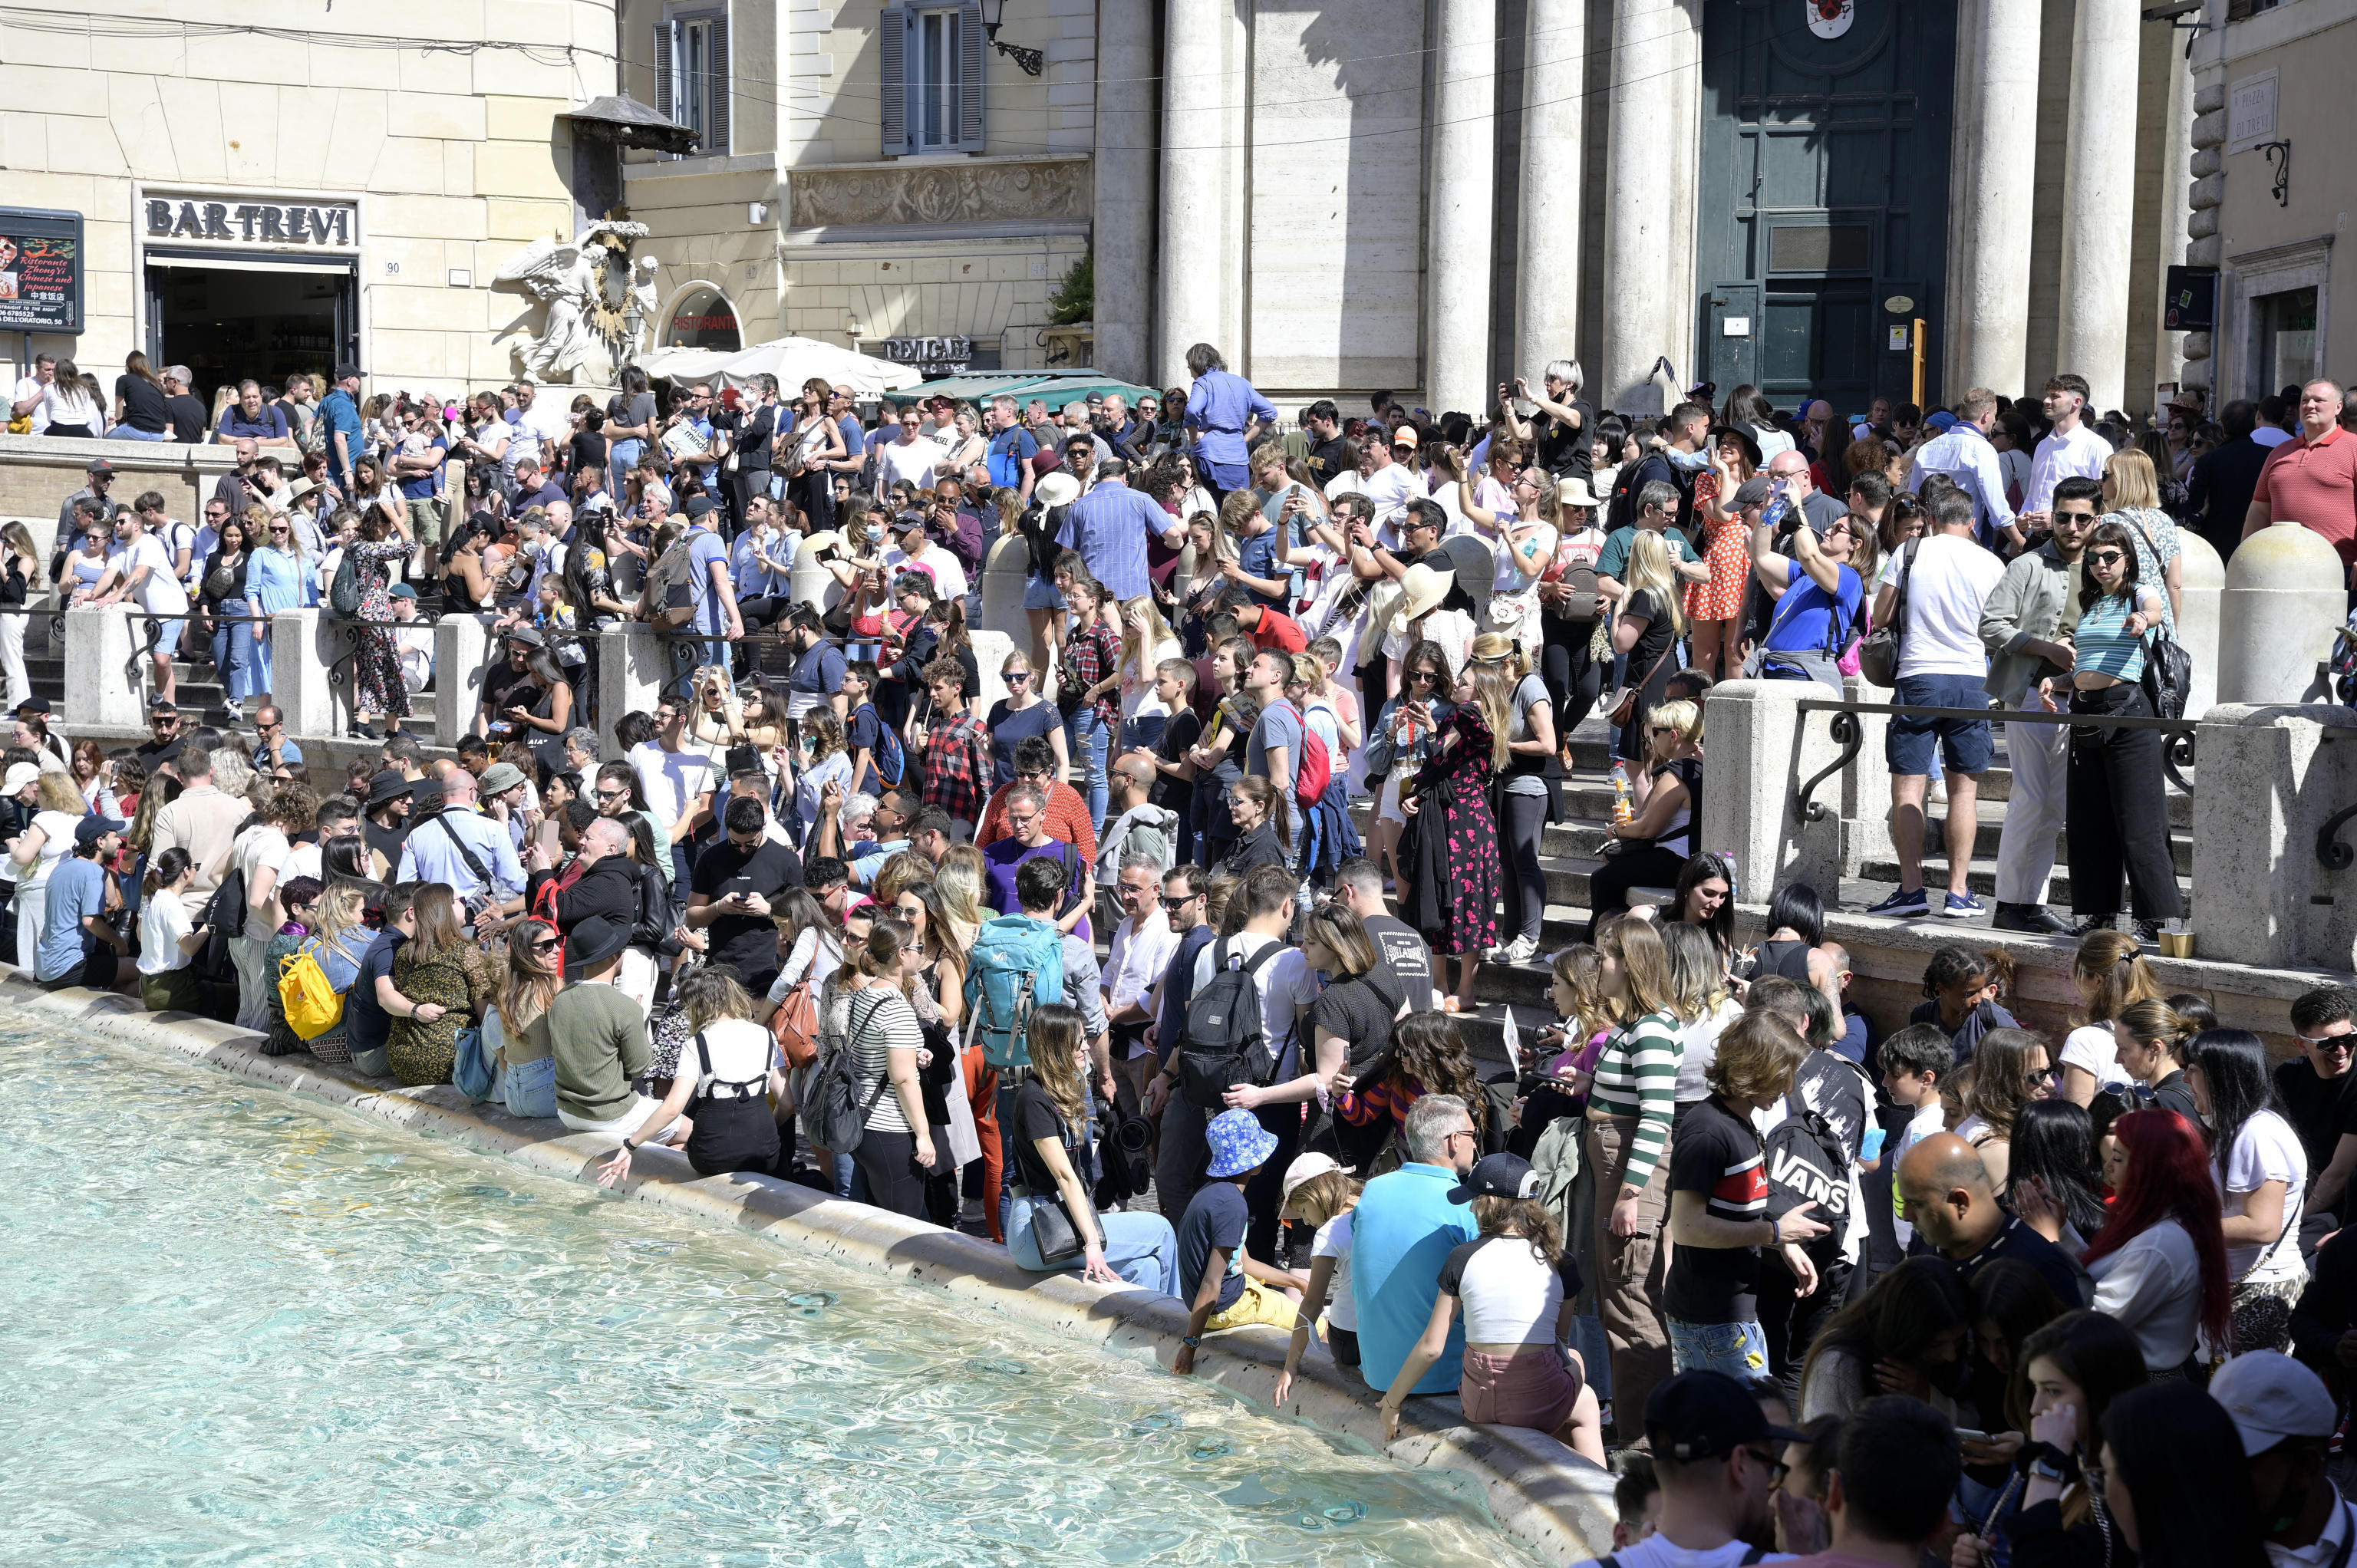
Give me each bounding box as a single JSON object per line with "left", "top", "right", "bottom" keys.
{"left": 1852, "top": 855, "right": 2194, "bottom": 906}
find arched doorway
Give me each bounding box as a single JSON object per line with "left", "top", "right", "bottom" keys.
{"left": 663, "top": 284, "right": 742, "bottom": 351}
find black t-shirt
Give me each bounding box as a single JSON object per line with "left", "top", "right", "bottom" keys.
{"left": 1666, "top": 1095, "right": 1769, "bottom": 1323}
{"left": 1622, "top": 589, "right": 1679, "bottom": 707}
{"left": 2148, "top": 1069, "right": 2202, "bottom": 1125}
{"left": 1762, "top": 1050, "right": 1871, "bottom": 1258}
{"left": 363, "top": 816, "right": 408, "bottom": 874}
{"left": 566, "top": 430, "right": 605, "bottom": 480}
{"left": 1531, "top": 403, "right": 1594, "bottom": 483}
{"left": 164, "top": 392, "right": 210, "bottom": 443}
{"left": 480, "top": 660, "right": 539, "bottom": 726}
{"left": 114, "top": 374, "right": 168, "bottom": 433}
{"left": 1753, "top": 938, "right": 1816, "bottom": 984}
{"left": 1306, "top": 433, "right": 1353, "bottom": 486}
{"left": 2276, "top": 1059, "right": 2357, "bottom": 1188}
{"left": 1953, "top": 1216, "right": 2092, "bottom": 1308}
{"left": 1361, "top": 913, "right": 1433, "bottom": 1005}
{"left": 1176, "top": 1179, "right": 1250, "bottom": 1313}
{"left": 690, "top": 839, "right": 805, "bottom": 979}
{"left": 1010, "top": 1078, "right": 1079, "bottom": 1196}
{"left": 1153, "top": 707, "right": 1202, "bottom": 817}
{"left": 1312, "top": 963, "right": 1406, "bottom": 1074}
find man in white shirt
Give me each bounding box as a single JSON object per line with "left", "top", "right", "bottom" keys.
{"left": 875, "top": 403, "right": 948, "bottom": 495}
{"left": 91, "top": 502, "right": 193, "bottom": 707}
{"left": 11, "top": 353, "right": 53, "bottom": 433}
{"left": 881, "top": 512, "right": 969, "bottom": 601}
{"left": 631, "top": 697, "right": 720, "bottom": 881}
{"left": 1866, "top": 488, "right": 2006, "bottom": 921}
{"left": 1908, "top": 386, "right": 2021, "bottom": 551}
{"left": 2018, "top": 371, "right": 2113, "bottom": 528}
{"left": 1567, "top": 1370, "right": 1802, "bottom": 1568}
{"left": 1103, "top": 853, "right": 1180, "bottom": 1122}
{"left": 2211, "top": 1352, "right": 2349, "bottom": 1568}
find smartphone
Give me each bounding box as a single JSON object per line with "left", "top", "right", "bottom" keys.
{"left": 1954, "top": 1429, "right": 1989, "bottom": 1446}
{"left": 1861, "top": 1127, "right": 1887, "bottom": 1161}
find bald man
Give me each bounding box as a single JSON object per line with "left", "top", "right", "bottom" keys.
{"left": 525, "top": 815, "right": 644, "bottom": 982}
{"left": 1896, "top": 1132, "right": 2088, "bottom": 1305}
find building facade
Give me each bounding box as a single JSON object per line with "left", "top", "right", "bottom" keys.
{"left": 614, "top": 0, "right": 1098, "bottom": 380}
{"left": 0, "top": 2, "right": 620, "bottom": 404}
{"left": 2182, "top": 0, "right": 2357, "bottom": 404}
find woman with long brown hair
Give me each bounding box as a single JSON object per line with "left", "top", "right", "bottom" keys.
{"left": 341, "top": 502, "right": 414, "bottom": 738}
{"left": 2058, "top": 929, "right": 2160, "bottom": 1106}
{"left": 1399, "top": 656, "right": 1511, "bottom": 1013}
{"left": 1956, "top": 1026, "right": 2059, "bottom": 1188}
{"left": 107, "top": 351, "right": 170, "bottom": 440}
{"left": 383, "top": 884, "right": 496, "bottom": 1085}
{"left": 491, "top": 917, "right": 563, "bottom": 1117}
{"left": 599, "top": 963, "right": 791, "bottom": 1184}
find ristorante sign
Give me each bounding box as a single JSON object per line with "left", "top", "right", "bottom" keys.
{"left": 143, "top": 193, "right": 359, "bottom": 249}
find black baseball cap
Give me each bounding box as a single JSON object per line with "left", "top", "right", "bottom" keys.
{"left": 74, "top": 815, "right": 127, "bottom": 848}
{"left": 1645, "top": 1370, "right": 1805, "bottom": 1462}
{"left": 1449, "top": 1153, "right": 1541, "bottom": 1204}
{"left": 684, "top": 496, "right": 716, "bottom": 519}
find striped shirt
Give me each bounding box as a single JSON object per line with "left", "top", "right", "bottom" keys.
{"left": 1587, "top": 1009, "right": 1683, "bottom": 1190}
{"left": 842, "top": 985, "right": 924, "bottom": 1135}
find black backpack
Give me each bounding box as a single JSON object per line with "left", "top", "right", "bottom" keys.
{"left": 198, "top": 864, "right": 247, "bottom": 983}
{"left": 1178, "top": 937, "right": 1281, "bottom": 1111}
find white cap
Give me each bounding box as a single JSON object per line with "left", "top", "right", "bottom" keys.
{"left": 2209, "top": 1351, "right": 2336, "bottom": 1454}
{"left": 1279, "top": 1151, "right": 1342, "bottom": 1213}
{"left": 2, "top": 761, "right": 40, "bottom": 796}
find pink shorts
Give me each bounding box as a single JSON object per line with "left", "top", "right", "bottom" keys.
{"left": 1460, "top": 1345, "right": 1582, "bottom": 1432}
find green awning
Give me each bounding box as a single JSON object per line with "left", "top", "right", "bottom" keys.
{"left": 905, "top": 371, "right": 1160, "bottom": 407}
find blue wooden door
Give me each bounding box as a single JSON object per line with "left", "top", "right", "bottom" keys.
{"left": 1698, "top": 0, "right": 1956, "bottom": 413}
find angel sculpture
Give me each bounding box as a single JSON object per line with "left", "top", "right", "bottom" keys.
{"left": 495, "top": 219, "right": 649, "bottom": 381}
{"left": 622, "top": 255, "right": 662, "bottom": 367}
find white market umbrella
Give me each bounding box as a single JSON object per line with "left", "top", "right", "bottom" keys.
{"left": 638, "top": 337, "right": 921, "bottom": 397}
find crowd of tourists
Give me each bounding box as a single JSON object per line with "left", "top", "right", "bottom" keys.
{"left": 10, "top": 346, "right": 2355, "bottom": 1566}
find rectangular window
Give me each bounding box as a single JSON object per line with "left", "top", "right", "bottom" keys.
{"left": 919, "top": 9, "right": 961, "bottom": 150}
{"left": 659, "top": 12, "right": 730, "bottom": 157}
{"left": 2256, "top": 285, "right": 2319, "bottom": 394}
{"left": 1768, "top": 224, "right": 1871, "bottom": 275}
{"left": 882, "top": 2, "right": 984, "bottom": 156}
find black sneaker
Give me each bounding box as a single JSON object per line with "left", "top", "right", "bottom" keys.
{"left": 1992, "top": 902, "right": 2074, "bottom": 936}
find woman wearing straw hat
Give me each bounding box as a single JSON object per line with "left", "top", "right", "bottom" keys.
{"left": 1537, "top": 476, "right": 1610, "bottom": 752}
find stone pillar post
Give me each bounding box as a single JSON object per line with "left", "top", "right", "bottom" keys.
{"left": 2219, "top": 521, "right": 2344, "bottom": 706}
{"left": 1155, "top": 0, "right": 1223, "bottom": 389}
{"left": 597, "top": 623, "right": 668, "bottom": 758}
{"left": 434, "top": 613, "right": 493, "bottom": 750}
{"left": 1696, "top": 680, "right": 1846, "bottom": 911}
{"left": 2191, "top": 704, "right": 2357, "bottom": 971}
{"left": 1515, "top": 0, "right": 1585, "bottom": 387}
{"left": 269, "top": 609, "right": 348, "bottom": 739}
{"left": 1093, "top": 0, "right": 1159, "bottom": 386}
{"left": 63, "top": 606, "right": 146, "bottom": 729}
{"left": 1600, "top": 0, "right": 1703, "bottom": 413}
{"left": 1426, "top": 0, "right": 1497, "bottom": 415}
{"left": 1838, "top": 674, "right": 1894, "bottom": 874}
{"left": 1947, "top": 0, "right": 2042, "bottom": 396}
{"left": 2054, "top": 0, "right": 2141, "bottom": 411}
{"left": 2176, "top": 530, "right": 2225, "bottom": 721}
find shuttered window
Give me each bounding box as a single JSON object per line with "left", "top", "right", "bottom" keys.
{"left": 656, "top": 11, "right": 730, "bottom": 157}
{"left": 880, "top": 2, "right": 984, "bottom": 156}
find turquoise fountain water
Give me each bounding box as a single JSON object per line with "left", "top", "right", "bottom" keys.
{"left": 1, "top": 1030, "right": 1528, "bottom": 1566}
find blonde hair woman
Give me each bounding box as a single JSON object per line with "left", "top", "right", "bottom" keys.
{"left": 0, "top": 520, "right": 42, "bottom": 709}
{"left": 1116, "top": 595, "right": 1183, "bottom": 751}
{"left": 1611, "top": 529, "right": 1686, "bottom": 805}
{"left": 2100, "top": 447, "right": 2184, "bottom": 630}
{"left": 9, "top": 766, "right": 92, "bottom": 978}
{"left": 1588, "top": 697, "right": 1705, "bottom": 939}
{"left": 984, "top": 649, "right": 1070, "bottom": 789}
{"left": 933, "top": 844, "right": 989, "bottom": 951}
{"left": 297, "top": 880, "right": 375, "bottom": 1066}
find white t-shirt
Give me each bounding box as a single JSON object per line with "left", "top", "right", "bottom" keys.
{"left": 282, "top": 841, "right": 325, "bottom": 884}
{"left": 678, "top": 1016, "right": 776, "bottom": 1098}
{"left": 1355, "top": 463, "right": 1420, "bottom": 525}
{"left": 110, "top": 534, "right": 193, "bottom": 615}
{"left": 883, "top": 541, "right": 969, "bottom": 601}
{"left": 630, "top": 740, "right": 718, "bottom": 830}
{"left": 1439, "top": 1230, "right": 1573, "bottom": 1344}
{"left": 770, "top": 924, "right": 844, "bottom": 1000}
{"left": 1314, "top": 1210, "right": 1358, "bottom": 1331}
{"left": 1121, "top": 635, "right": 1184, "bottom": 723}
{"left": 1571, "top": 1534, "right": 1794, "bottom": 1568}
{"left": 232, "top": 824, "right": 292, "bottom": 919}
{"left": 1878, "top": 532, "right": 2003, "bottom": 680}
{"left": 140, "top": 887, "right": 195, "bottom": 975}
{"left": 1891, "top": 1100, "right": 1947, "bottom": 1248}
{"left": 877, "top": 436, "right": 948, "bottom": 492}
{"left": 2088, "top": 1216, "right": 2202, "bottom": 1372}
{"left": 1192, "top": 931, "right": 1320, "bottom": 1072}
{"left": 2059, "top": 1025, "right": 2132, "bottom": 1092}
{"left": 2222, "top": 1109, "right": 2309, "bottom": 1284}
{"left": 1675, "top": 997, "right": 1743, "bottom": 1105}
{"left": 12, "top": 376, "right": 51, "bottom": 433}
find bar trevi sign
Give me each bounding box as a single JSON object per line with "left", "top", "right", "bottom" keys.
{"left": 875, "top": 334, "right": 972, "bottom": 377}
{"left": 143, "top": 192, "right": 359, "bottom": 249}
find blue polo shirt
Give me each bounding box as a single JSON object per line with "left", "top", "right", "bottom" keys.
{"left": 688, "top": 525, "right": 731, "bottom": 635}
{"left": 318, "top": 390, "right": 364, "bottom": 486}
{"left": 987, "top": 427, "right": 1039, "bottom": 489}
{"left": 216, "top": 404, "right": 291, "bottom": 443}
{"left": 1351, "top": 1161, "right": 1479, "bottom": 1395}
{"left": 38, "top": 854, "right": 108, "bottom": 982}
{"left": 397, "top": 433, "right": 449, "bottom": 502}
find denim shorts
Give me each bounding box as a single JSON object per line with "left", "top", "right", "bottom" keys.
{"left": 1887, "top": 672, "right": 1994, "bottom": 776}
{"left": 1668, "top": 1317, "right": 1770, "bottom": 1379}
{"left": 1023, "top": 575, "right": 1066, "bottom": 611}
{"left": 501, "top": 1053, "right": 558, "bottom": 1119}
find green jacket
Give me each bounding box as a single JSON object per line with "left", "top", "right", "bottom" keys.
{"left": 1980, "top": 540, "right": 2074, "bottom": 703}
{"left": 547, "top": 980, "right": 651, "bottom": 1124}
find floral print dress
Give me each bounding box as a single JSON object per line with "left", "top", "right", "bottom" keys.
{"left": 385, "top": 939, "right": 498, "bottom": 1086}
{"left": 348, "top": 536, "right": 412, "bottom": 720}
{"left": 1685, "top": 469, "right": 1750, "bottom": 623}
{"left": 1409, "top": 703, "right": 1502, "bottom": 959}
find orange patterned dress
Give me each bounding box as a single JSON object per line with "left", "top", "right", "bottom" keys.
{"left": 1685, "top": 469, "right": 1752, "bottom": 622}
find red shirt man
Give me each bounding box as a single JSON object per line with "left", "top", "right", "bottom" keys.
{"left": 2247, "top": 378, "right": 2357, "bottom": 581}
{"left": 1235, "top": 601, "right": 1307, "bottom": 654}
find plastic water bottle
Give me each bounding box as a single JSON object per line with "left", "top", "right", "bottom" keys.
{"left": 1760, "top": 483, "right": 1792, "bottom": 535}
{"left": 1610, "top": 762, "right": 1633, "bottom": 823}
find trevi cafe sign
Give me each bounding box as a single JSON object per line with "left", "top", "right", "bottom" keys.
{"left": 143, "top": 192, "right": 359, "bottom": 249}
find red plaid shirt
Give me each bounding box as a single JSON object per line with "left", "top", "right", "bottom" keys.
{"left": 1061, "top": 620, "right": 1123, "bottom": 728}
{"left": 920, "top": 709, "right": 993, "bottom": 828}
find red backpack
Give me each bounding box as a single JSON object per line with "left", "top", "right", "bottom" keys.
{"left": 1282, "top": 700, "right": 1331, "bottom": 810}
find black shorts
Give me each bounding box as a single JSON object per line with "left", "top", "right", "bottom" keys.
{"left": 39, "top": 948, "right": 120, "bottom": 990}
{"left": 1329, "top": 1325, "right": 1360, "bottom": 1369}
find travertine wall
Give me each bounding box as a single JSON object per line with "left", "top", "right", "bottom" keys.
{"left": 0, "top": 0, "right": 618, "bottom": 397}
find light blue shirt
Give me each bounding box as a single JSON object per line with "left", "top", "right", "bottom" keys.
{"left": 730, "top": 529, "right": 785, "bottom": 598}
{"left": 688, "top": 525, "right": 731, "bottom": 636}
{"left": 1185, "top": 368, "right": 1277, "bottom": 469}
{"left": 1351, "top": 1161, "right": 1480, "bottom": 1396}
{"left": 246, "top": 543, "right": 314, "bottom": 614}
{"left": 1057, "top": 477, "right": 1172, "bottom": 603}
{"left": 1908, "top": 423, "right": 2017, "bottom": 547}
{"left": 396, "top": 805, "right": 525, "bottom": 903}
{"left": 38, "top": 854, "right": 107, "bottom": 981}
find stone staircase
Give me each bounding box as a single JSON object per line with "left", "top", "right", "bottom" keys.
{"left": 25, "top": 644, "right": 440, "bottom": 736}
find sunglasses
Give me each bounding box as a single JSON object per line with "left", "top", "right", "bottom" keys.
{"left": 529, "top": 937, "right": 560, "bottom": 953}
{"left": 595, "top": 787, "right": 628, "bottom": 801}
{"left": 1407, "top": 670, "right": 1439, "bottom": 683}
{"left": 1159, "top": 894, "right": 1197, "bottom": 911}
{"left": 2087, "top": 550, "right": 2125, "bottom": 565}
{"left": 2303, "top": 1034, "right": 2355, "bottom": 1052}
{"left": 1005, "top": 671, "right": 1030, "bottom": 683}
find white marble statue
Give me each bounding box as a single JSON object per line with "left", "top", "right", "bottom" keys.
{"left": 495, "top": 219, "right": 649, "bottom": 381}
{"left": 624, "top": 255, "right": 661, "bottom": 367}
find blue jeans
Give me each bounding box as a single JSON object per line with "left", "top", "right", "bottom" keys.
{"left": 106, "top": 423, "right": 170, "bottom": 441}
{"left": 212, "top": 613, "right": 259, "bottom": 703}
{"left": 1122, "top": 713, "right": 1167, "bottom": 753}
{"left": 1007, "top": 1189, "right": 1181, "bottom": 1295}
{"left": 1668, "top": 1317, "right": 1771, "bottom": 1379}
{"left": 501, "top": 1054, "right": 558, "bottom": 1118}
{"left": 1070, "top": 706, "right": 1113, "bottom": 836}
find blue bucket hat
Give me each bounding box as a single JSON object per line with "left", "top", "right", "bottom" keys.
{"left": 1203, "top": 1108, "right": 1280, "bottom": 1179}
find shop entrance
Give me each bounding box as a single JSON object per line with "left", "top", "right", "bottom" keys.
{"left": 143, "top": 252, "right": 357, "bottom": 406}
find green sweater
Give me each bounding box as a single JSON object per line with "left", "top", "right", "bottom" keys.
{"left": 548, "top": 981, "right": 651, "bottom": 1124}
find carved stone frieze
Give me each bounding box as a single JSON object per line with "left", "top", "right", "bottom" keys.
{"left": 789, "top": 158, "right": 1089, "bottom": 227}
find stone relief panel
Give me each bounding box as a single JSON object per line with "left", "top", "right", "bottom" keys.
{"left": 789, "top": 159, "right": 1089, "bottom": 227}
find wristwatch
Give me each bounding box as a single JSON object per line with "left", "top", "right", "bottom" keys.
{"left": 1181, "top": 1334, "right": 1202, "bottom": 1348}
{"left": 621, "top": 1138, "right": 639, "bottom": 1153}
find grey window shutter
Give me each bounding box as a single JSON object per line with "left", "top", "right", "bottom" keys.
{"left": 958, "top": 0, "right": 985, "bottom": 147}
{"left": 653, "top": 20, "right": 674, "bottom": 127}
{"left": 879, "top": 6, "right": 915, "bottom": 156}
{"left": 707, "top": 13, "right": 730, "bottom": 154}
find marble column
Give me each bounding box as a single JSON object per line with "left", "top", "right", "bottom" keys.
{"left": 1094, "top": 0, "right": 1157, "bottom": 386}
{"left": 1515, "top": 0, "right": 1585, "bottom": 384}
{"left": 2055, "top": 0, "right": 2141, "bottom": 410}
{"left": 1600, "top": 0, "right": 1703, "bottom": 412}
{"left": 1947, "top": 0, "right": 2042, "bottom": 397}
{"left": 1426, "top": 0, "right": 1497, "bottom": 414}
{"left": 1155, "top": 0, "right": 1223, "bottom": 389}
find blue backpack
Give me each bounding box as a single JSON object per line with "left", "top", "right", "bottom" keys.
{"left": 863, "top": 703, "right": 906, "bottom": 787}
{"left": 962, "top": 914, "right": 1065, "bottom": 1069}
